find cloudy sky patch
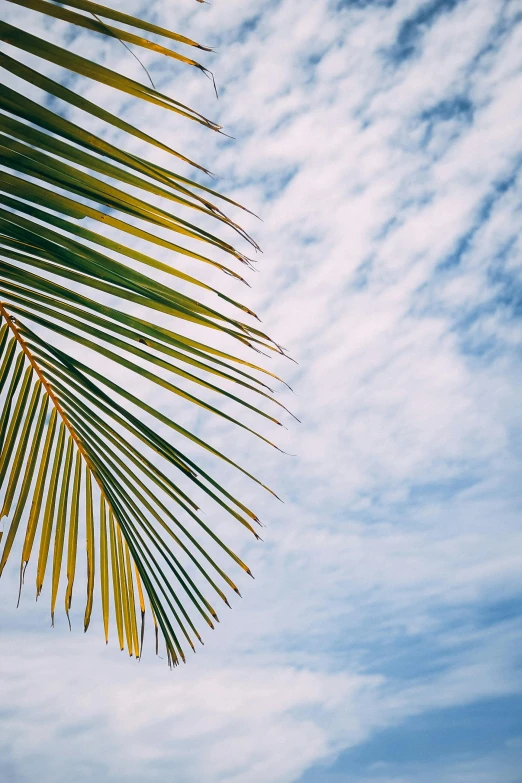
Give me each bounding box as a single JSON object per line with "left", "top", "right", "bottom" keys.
{"left": 0, "top": 0, "right": 521, "bottom": 781}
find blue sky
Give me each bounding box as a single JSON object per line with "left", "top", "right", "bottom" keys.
{"left": 1, "top": 0, "right": 522, "bottom": 781}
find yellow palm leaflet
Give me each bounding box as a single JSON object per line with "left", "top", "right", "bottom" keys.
{"left": 99, "top": 496, "right": 110, "bottom": 644}
{"left": 115, "top": 523, "right": 131, "bottom": 655}
{"left": 36, "top": 420, "right": 66, "bottom": 598}
{"left": 108, "top": 509, "right": 124, "bottom": 652}
{"left": 123, "top": 543, "right": 140, "bottom": 658}
{"left": 83, "top": 467, "right": 95, "bottom": 631}
{"left": 64, "top": 452, "right": 81, "bottom": 627}
{"left": 20, "top": 408, "right": 58, "bottom": 575}
{"left": 134, "top": 563, "right": 146, "bottom": 658}
{"left": 51, "top": 435, "right": 74, "bottom": 624}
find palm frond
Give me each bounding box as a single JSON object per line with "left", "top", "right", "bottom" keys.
{"left": 0, "top": 0, "right": 289, "bottom": 665}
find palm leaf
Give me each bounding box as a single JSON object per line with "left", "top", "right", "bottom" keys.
{"left": 0, "top": 1, "right": 289, "bottom": 666}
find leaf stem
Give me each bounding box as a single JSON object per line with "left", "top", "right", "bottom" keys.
{"left": 0, "top": 300, "right": 94, "bottom": 473}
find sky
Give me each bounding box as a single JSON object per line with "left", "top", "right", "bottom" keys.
{"left": 1, "top": 0, "right": 522, "bottom": 781}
